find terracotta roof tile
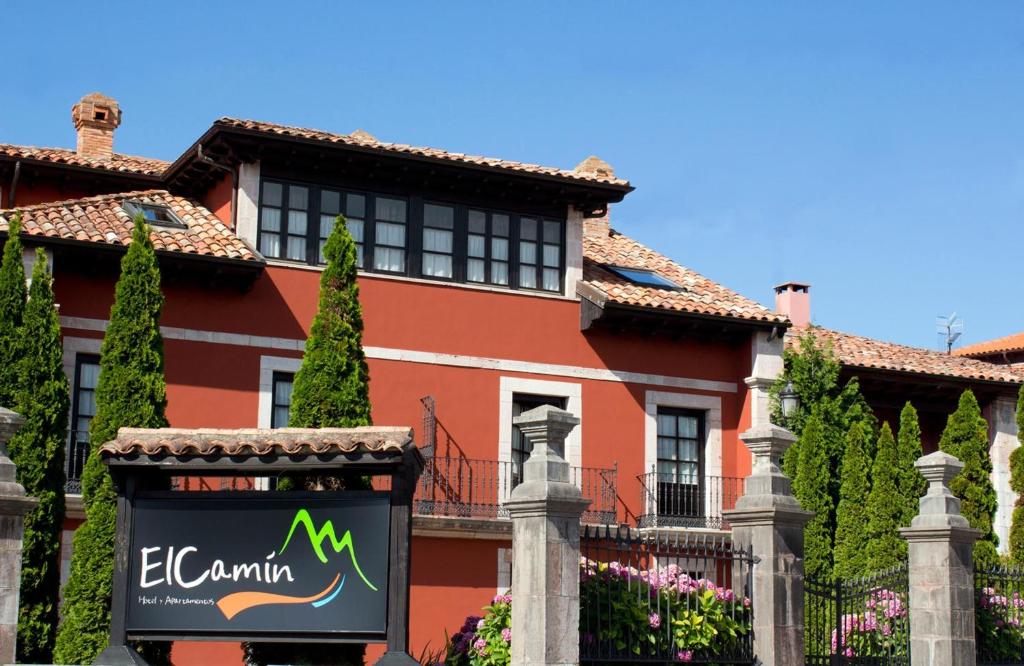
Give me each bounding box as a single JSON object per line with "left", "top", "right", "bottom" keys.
{"left": 581, "top": 229, "right": 787, "bottom": 324}
{"left": 0, "top": 190, "right": 260, "bottom": 263}
{"left": 0, "top": 143, "right": 168, "bottom": 176}
{"left": 953, "top": 332, "right": 1024, "bottom": 358}
{"left": 790, "top": 327, "right": 1024, "bottom": 384}
{"left": 100, "top": 427, "right": 414, "bottom": 458}
{"left": 214, "top": 118, "right": 630, "bottom": 188}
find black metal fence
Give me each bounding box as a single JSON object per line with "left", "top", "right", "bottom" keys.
{"left": 976, "top": 566, "right": 1024, "bottom": 665}
{"left": 579, "top": 525, "right": 756, "bottom": 665}
{"left": 805, "top": 564, "right": 910, "bottom": 666}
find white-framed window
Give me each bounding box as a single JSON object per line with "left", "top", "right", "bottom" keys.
{"left": 498, "top": 377, "right": 582, "bottom": 500}
{"left": 258, "top": 356, "right": 302, "bottom": 429}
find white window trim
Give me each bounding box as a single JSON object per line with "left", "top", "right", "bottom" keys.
{"left": 497, "top": 547, "right": 512, "bottom": 594}
{"left": 236, "top": 161, "right": 261, "bottom": 247}
{"left": 644, "top": 391, "right": 723, "bottom": 527}
{"left": 258, "top": 355, "right": 302, "bottom": 429}
{"left": 498, "top": 376, "right": 582, "bottom": 501}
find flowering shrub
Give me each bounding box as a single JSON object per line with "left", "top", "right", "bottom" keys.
{"left": 580, "top": 559, "right": 750, "bottom": 661}
{"left": 445, "top": 595, "right": 511, "bottom": 666}
{"left": 443, "top": 560, "right": 750, "bottom": 665}
{"left": 976, "top": 586, "right": 1024, "bottom": 661}
{"left": 829, "top": 589, "right": 908, "bottom": 659}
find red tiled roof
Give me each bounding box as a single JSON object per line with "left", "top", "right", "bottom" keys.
{"left": 953, "top": 332, "right": 1024, "bottom": 358}
{"left": 100, "top": 427, "right": 413, "bottom": 458}
{"left": 0, "top": 143, "right": 168, "bottom": 176}
{"left": 790, "top": 327, "right": 1023, "bottom": 384}
{"left": 213, "top": 118, "right": 631, "bottom": 188}
{"left": 0, "top": 190, "right": 260, "bottom": 263}
{"left": 582, "top": 229, "right": 786, "bottom": 324}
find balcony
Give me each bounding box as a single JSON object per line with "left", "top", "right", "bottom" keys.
{"left": 65, "top": 430, "right": 89, "bottom": 494}
{"left": 415, "top": 457, "right": 618, "bottom": 525}
{"left": 636, "top": 470, "right": 744, "bottom": 530}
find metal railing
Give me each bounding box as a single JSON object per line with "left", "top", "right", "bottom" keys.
{"left": 579, "top": 524, "right": 756, "bottom": 664}
{"left": 415, "top": 457, "right": 618, "bottom": 525}
{"left": 636, "top": 470, "right": 745, "bottom": 530}
{"left": 805, "top": 564, "right": 910, "bottom": 665}
{"left": 976, "top": 566, "right": 1024, "bottom": 665}
{"left": 65, "top": 430, "right": 90, "bottom": 494}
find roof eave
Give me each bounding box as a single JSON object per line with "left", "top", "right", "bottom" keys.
{"left": 165, "top": 123, "right": 634, "bottom": 200}
{"left": 0, "top": 228, "right": 266, "bottom": 272}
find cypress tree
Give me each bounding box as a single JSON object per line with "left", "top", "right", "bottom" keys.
{"left": 245, "top": 217, "right": 369, "bottom": 666}
{"left": 8, "top": 251, "right": 69, "bottom": 662}
{"left": 0, "top": 214, "right": 26, "bottom": 406}
{"left": 834, "top": 421, "right": 871, "bottom": 579}
{"left": 939, "top": 390, "right": 999, "bottom": 568}
{"left": 864, "top": 424, "right": 905, "bottom": 572}
{"left": 1009, "top": 385, "right": 1024, "bottom": 565}
{"left": 55, "top": 216, "right": 170, "bottom": 665}
{"left": 795, "top": 410, "right": 834, "bottom": 582}
{"left": 896, "top": 402, "right": 927, "bottom": 527}
{"left": 288, "top": 215, "right": 371, "bottom": 430}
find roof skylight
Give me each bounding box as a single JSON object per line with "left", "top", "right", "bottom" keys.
{"left": 606, "top": 265, "right": 682, "bottom": 290}
{"left": 122, "top": 200, "right": 186, "bottom": 229}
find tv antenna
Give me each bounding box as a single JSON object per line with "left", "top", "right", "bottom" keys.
{"left": 937, "top": 312, "right": 963, "bottom": 354}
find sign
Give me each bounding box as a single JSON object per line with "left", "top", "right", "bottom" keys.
{"left": 125, "top": 493, "right": 391, "bottom": 640}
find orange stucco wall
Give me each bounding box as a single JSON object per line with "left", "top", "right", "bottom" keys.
{"left": 52, "top": 258, "right": 756, "bottom": 665}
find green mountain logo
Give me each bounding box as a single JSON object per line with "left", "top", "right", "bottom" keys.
{"left": 278, "top": 509, "right": 378, "bottom": 591}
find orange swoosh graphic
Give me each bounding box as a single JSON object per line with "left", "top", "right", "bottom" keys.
{"left": 216, "top": 574, "right": 341, "bottom": 620}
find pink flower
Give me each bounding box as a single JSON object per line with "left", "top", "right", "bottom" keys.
{"left": 473, "top": 638, "right": 487, "bottom": 655}
{"left": 501, "top": 627, "right": 512, "bottom": 643}
{"left": 649, "top": 613, "right": 661, "bottom": 629}
{"left": 477, "top": 619, "right": 486, "bottom": 631}
{"left": 844, "top": 647, "right": 854, "bottom": 658}
{"left": 676, "top": 650, "right": 693, "bottom": 662}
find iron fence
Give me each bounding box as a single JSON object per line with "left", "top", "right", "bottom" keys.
{"left": 579, "top": 524, "right": 756, "bottom": 665}
{"left": 976, "top": 566, "right": 1024, "bottom": 665}
{"left": 636, "top": 470, "right": 745, "bottom": 530}
{"left": 805, "top": 564, "right": 910, "bottom": 666}
{"left": 415, "top": 456, "right": 618, "bottom": 524}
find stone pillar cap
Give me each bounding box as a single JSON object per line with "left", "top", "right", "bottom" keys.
{"left": 0, "top": 408, "right": 25, "bottom": 442}
{"left": 916, "top": 450, "right": 963, "bottom": 486}
{"left": 513, "top": 404, "right": 580, "bottom": 429}
{"left": 740, "top": 423, "right": 796, "bottom": 454}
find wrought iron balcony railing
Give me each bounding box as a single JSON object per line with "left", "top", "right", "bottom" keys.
{"left": 65, "top": 430, "right": 90, "bottom": 494}
{"left": 415, "top": 456, "right": 618, "bottom": 525}
{"left": 636, "top": 470, "right": 744, "bottom": 530}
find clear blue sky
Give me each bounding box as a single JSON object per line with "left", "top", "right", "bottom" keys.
{"left": 4, "top": 2, "right": 1022, "bottom": 349}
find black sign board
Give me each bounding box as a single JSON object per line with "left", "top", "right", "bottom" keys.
{"left": 126, "top": 493, "right": 391, "bottom": 641}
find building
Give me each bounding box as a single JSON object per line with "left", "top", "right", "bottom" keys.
{"left": 0, "top": 93, "right": 789, "bottom": 664}
{"left": 956, "top": 332, "right": 1024, "bottom": 367}
{"left": 773, "top": 282, "right": 1022, "bottom": 552}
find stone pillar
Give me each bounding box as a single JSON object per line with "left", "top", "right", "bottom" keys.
{"left": 900, "top": 451, "right": 980, "bottom": 666}
{"left": 723, "top": 424, "right": 812, "bottom": 666}
{"left": 744, "top": 330, "right": 784, "bottom": 428}
{"left": 505, "top": 406, "right": 590, "bottom": 666}
{"left": 0, "top": 408, "right": 37, "bottom": 665}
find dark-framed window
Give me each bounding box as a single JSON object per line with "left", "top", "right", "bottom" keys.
{"left": 655, "top": 408, "right": 704, "bottom": 519}
{"left": 511, "top": 393, "right": 568, "bottom": 488}
{"left": 257, "top": 178, "right": 564, "bottom": 293}
{"left": 271, "top": 372, "right": 294, "bottom": 429}
{"left": 68, "top": 354, "right": 100, "bottom": 492}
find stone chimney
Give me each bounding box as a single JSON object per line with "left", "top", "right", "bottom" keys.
{"left": 774, "top": 282, "right": 811, "bottom": 328}
{"left": 574, "top": 156, "right": 614, "bottom": 238}
{"left": 71, "top": 93, "right": 122, "bottom": 159}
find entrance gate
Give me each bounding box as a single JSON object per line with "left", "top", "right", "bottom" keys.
{"left": 805, "top": 564, "right": 910, "bottom": 666}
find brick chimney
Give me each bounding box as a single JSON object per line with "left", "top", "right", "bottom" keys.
{"left": 71, "top": 93, "right": 122, "bottom": 159}
{"left": 774, "top": 282, "right": 811, "bottom": 328}
{"left": 574, "top": 156, "right": 614, "bottom": 237}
